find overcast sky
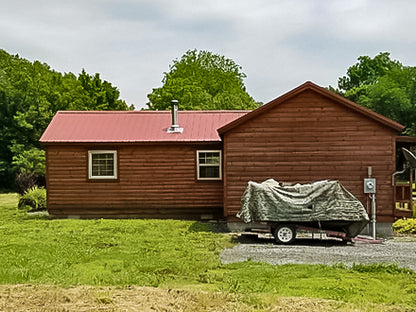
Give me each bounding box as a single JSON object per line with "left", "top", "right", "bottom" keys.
{"left": 1, "top": 0, "right": 416, "bottom": 109}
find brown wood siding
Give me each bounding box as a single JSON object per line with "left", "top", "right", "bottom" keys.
{"left": 223, "top": 90, "right": 398, "bottom": 222}
{"left": 45, "top": 144, "right": 224, "bottom": 219}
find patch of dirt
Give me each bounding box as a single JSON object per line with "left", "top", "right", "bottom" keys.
{"left": 0, "top": 285, "right": 243, "bottom": 312}
{"left": 0, "top": 284, "right": 348, "bottom": 312}
{"left": 0, "top": 284, "right": 413, "bottom": 312}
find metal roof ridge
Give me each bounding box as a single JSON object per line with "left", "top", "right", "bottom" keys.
{"left": 178, "top": 110, "right": 250, "bottom": 113}
{"left": 56, "top": 110, "right": 250, "bottom": 114}
{"left": 56, "top": 110, "right": 164, "bottom": 114}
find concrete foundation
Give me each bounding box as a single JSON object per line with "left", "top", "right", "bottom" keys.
{"left": 361, "top": 222, "right": 393, "bottom": 238}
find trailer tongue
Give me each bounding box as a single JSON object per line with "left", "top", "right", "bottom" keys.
{"left": 237, "top": 179, "right": 370, "bottom": 244}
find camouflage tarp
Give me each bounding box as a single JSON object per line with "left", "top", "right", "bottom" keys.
{"left": 237, "top": 179, "right": 369, "bottom": 235}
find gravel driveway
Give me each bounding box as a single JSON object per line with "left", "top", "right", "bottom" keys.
{"left": 220, "top": 235, "right": 416, "bottom": 271}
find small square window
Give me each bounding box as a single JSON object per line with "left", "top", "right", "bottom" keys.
{"left": 88, "top": 150, "right": 117, "bottom": 179}
{"left": 197, "top": 150, "right": 221, "bottom": 180}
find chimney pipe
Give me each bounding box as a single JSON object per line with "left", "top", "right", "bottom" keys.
{"left": 167, "top": 100, "right": 183, "bottom": 133}
{"left": 171, "top": 100, "right": 179, "bottom": 128}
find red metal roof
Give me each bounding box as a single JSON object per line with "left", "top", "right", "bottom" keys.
{"left": 40, "top": 110, "right": 248, "bottom": 143}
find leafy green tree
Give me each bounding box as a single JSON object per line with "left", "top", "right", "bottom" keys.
{"left": 357, "top": 67, "right": 416, "bottom": 127}
{"left": 338, "top": 52, "right": 402, "bottom": 94}
{"left": 0, "top": 49, "right": 133, "bottom": 189}
{"left": 147, "top": 49, "right": 258, "bottom": 110}
{"left": 336, "top": 52, "right": 416, "bottom": 135}
{"left": 78, "top": 69, "right": 133, "bottom": 110}
{"left": 11, "top": 145, "right": 45, "bottom": 177}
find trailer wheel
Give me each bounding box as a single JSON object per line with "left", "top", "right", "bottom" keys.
{"left": 274, "top": 225, "right": 296, "bottom": 244}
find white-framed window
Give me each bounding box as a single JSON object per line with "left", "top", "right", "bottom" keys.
{"left": 88, "top": 150, "right": 118, "bottom": 179}
{"left": 197, "top": 150, "right": 222, "bottom": 180}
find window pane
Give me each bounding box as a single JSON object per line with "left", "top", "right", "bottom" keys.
{"left": 199, "top": 166, "right": 220, "bottom": 178}
{"left": 91, "top": 153, "right": 114, "bottom": 176}
{"left": 199, "top": 152, "right": 220, "bottom": 165}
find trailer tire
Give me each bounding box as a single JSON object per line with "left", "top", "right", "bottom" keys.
{"left": 274, "top": 225, "right": 296, "bottom": 244}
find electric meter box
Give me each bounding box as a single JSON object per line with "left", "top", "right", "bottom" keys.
{"left": 364, "top": 178, "right": 376, "bottom": 194}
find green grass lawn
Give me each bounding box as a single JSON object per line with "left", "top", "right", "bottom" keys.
{"left": 1, "top": 193, "right": 416, "bottom": 311}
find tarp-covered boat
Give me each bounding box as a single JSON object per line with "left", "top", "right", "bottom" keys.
{"left": 237, "top": 179, "right": 369, "bottom": 238}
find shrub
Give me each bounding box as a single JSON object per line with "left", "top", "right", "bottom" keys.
{"left": 18, "top": 186, "right": 47, "bottom": 212}
{"left": 393, "top": 218, "right": 416, "bottom": 234}
{"left": 15, "top": 172, "right": 38, "bottom": 195}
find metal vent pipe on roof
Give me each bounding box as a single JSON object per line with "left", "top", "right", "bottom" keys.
{"left": 171, "top": 100, "right": 179, "bottom": 128}
{"left": 167, "top": 100, "right": 183, "bottom": 133}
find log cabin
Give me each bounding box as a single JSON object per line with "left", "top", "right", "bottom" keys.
{"left": 40, "top": 81, "right": 408, "bottom": 235}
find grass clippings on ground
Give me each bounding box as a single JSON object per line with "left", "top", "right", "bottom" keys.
{"left": 0, "top": 284, "right": 251, "bottom": 312}
{"left": 2, "top": 284, "right": 413, "bottom": 312}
